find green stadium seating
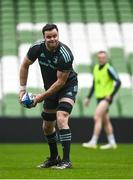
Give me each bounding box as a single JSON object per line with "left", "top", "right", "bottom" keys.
{"left": 24, "top": 104, "right": 42, "bottom": 117}
{"left": 50, "top": 0, "right": 66, "bottom": 22}
{"left": 2, "top": 41, "right": 17, "bottom": 56}
{"left": 71, "top": 98, "right": 81, "bottom": 117}
{"left": 0, "top": 101, "right": 3, "bottom": 116}
{"left": 109, "top": 48, "right": 128, "bottom": 73}
{"left": 83, "top": 0, "right": 99, "bottom": 22}
{"left": 83, "top": 96, "right": 97, "bottom": 117}
{"left": 1, "top": 0, "right": 13, "bottom": 6}
{"left": 109, "top": 99, "right": 120, "bottom": 117}
{"left": 67, "top": 0, "right": 83, "bottom": 22}
{"left": 116, "top": 0, "right": 133, "bottom": 22}
{"left": 127, "top": 53, "right": 133, "bottom": 75}
{"left": 100, "top": 0, "right": 117, "bottom": 22}
{"left": 17, "top": 0, "right": 32, "bottom": 23}
{"left": 1, "top": 0, "right": 17, "bottom": 56}
{"left": 77, "top": 88, "right": 97, "bottom": 117}
{"left": 75, "top": 64, "right": 92, "bottom": 74}
{"left": 33, "top": 32, "right": 43, "bottom": 42}
{"left": 18, "top": 31, "right": 34, "bottom": 44}
{"left": 33, "top": 1, "right": 49, "bottom": 23}
{"left": 3, "top": 94, "right": 22, "bottom": 117}
{"left": 117, "top": 88, "right": 133, "bottom": 117}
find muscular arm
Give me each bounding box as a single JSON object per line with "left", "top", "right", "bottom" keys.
{"left": 35, "top": 71, "right": 70, "bottom": 102}
{"left": 19, "top": 56, "right": 33, "bottom": 87}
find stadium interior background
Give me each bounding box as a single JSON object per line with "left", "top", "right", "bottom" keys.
{"left": 0, "top": 0, "right": 133, "bottom": 143}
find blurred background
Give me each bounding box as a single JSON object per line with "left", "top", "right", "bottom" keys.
{"left": 0, "top": 0, "right": 133, "bottom": 142}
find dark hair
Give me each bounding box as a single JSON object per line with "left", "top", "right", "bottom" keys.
{"left": 42, "top": 24, "right": 58, "bottom": 35}
{"left": 97, "top": 51, "right": 107, "bottom": 54}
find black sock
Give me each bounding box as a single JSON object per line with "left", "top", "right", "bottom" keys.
{"left": 46, "top": 132, "right": 58, "bottom": 159}
{"left": 59, "top": 129, "right": 72, "bottom": 162}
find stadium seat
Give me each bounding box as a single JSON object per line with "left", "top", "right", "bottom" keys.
{"left": 78, "top": 88, "right": 97, "bottom": 117}
{"left": 127, "top": 53, "right": 133, "bottom": 75}
{"left": 1, "top": 56, "right": 19, "bottom": 93}
{"left": 69, "top": 23, "right": 91, "bottom": 65}
{"left": 121, "top": 23, "right": 133, "bottom": 54}
{"left": 75, "top": 64, "right": 92, "bottom": 74}
{"left": 87, "top": 23, "right": 107, "bottom": 53}
{"left": 83, "top": 0, "right": 99, "bottom": 22}
{"left": 66, "top": 0, "right": 83, "bottom": 22}
{"left": 100, "top": 0, "right": 117, "bottom": 22}
{"left": 55, "top": 23, "right": 70, "bottom": 46}
{"left": 24, "top": 103, "right": 42, "bottom": 117}
{"left": 18, "top": 31, "right": 34, "bottom": 44}
{"left": 116, "top": 0, "right": 133, "bottom": 22}
{"left": 119, "top": 73, "right": 132, "bottom": 88}
{"left": 3, "top": 93, "right": 22, "bottom": 117}
{"left": 1, "top": 1, "right": 17, "bottom": 56}
{"left": 71, "top": 97, "right": 81, "bottom": 117}
{"left": 33, "top": 0, "right": 48, "bottom": 23}
{"left": 117, "top": 88, "right": 133, "bottom": 117}
{"left": 109, "top": 48, "right": 128, "bottom": 73}
{"left": 103, "top": 23, "right": 123, "bottom": 48}
{"left": 109, "top": 99, "right": 120, "bottom": 117}
{"left": 50, "top": 0, "right": 66, "bottom": 22}
{"left": 78, "top": 73, "right": 93, "bottom": 89}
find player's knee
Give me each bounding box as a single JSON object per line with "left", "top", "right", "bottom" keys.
{"left": 57, "top": 101, "right": 73, "bottom": 114}
{"left": 42, "top": 121, "right": 55, "bottom": 134}
{"left": 43, "top": 124, "right": 54, "bottom": 134}
{"left": 41, "top": 112, "right": 56, "bottom": 134}
{"left": 94, "top": 113, "right": 101, "bottom": 121}
{"left": 57, "top": 101, "right": 72, "bottom": 127}
{"left": 57, "top": 111, "right": 69, "bottom": 129}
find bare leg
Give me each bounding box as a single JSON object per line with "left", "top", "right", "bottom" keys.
{"left": 82, "top": 100, "right": 109, "bottom": 148}
{"left": 102, "top": 113, "right": 117, "bottom": 147}
{"left": 103, "top": 113, "right": 113, "bottom": 135}
{"left": 93, "top": 100, "right": 109, "bottom": 138}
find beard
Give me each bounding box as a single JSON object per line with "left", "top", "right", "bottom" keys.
{"left": 47, "top": 41, "right": 59, "bottom": 51}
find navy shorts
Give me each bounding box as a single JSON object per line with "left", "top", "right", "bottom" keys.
{"left": 43, "top": 80, "right": 78, "bottom": 110}
{"left": 97, "top": 97, "right": 112, "bottom": 112}
{"left": 97, "top": 97, "right": 112, "bottom": 105}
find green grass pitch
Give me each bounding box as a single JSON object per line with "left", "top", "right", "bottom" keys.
{"left": 0, "top": 143, "right": 133, "bottom": 179}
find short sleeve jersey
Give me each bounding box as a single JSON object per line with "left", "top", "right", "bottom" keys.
{"left": 27, "top": 40, "right": 77, "bottom": 89}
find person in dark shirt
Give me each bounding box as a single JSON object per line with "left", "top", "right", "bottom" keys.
{"left": 19, "top": 24, "right": 78, "bottom": 169}
{"left": 82, "top": 51, "right": 121, "bottom": 149}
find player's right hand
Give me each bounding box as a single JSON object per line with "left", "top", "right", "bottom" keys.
{"left": 19, "top": 90, "right": 26, "bottom": 103}
{"left": 83, "top": 97, "right": 90, "bottom": 107}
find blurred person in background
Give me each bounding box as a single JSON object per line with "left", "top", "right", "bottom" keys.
{"left": 82, "top": 51, "right": 121, "bottom": 149}
{"left": 19, "top": 24, "right": 78, "bottom": 169}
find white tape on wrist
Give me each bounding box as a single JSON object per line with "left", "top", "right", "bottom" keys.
{"left": 20, "top": 85, "right": 26, "bottom": 91}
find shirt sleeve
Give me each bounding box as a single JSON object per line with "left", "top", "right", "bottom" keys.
{"left": 26, "top": 44, "right": 41, "bottom": 62}
{"left": 87, "top": 79, "right": 94, "bottom": 99}
{"left": 57, "top": 46, "right": 74, "bottom": 72}
{"left": 107, "top": 66, "right": 121, "bottom": 97}
{"left": 107, "top": 65, "right": 119, "bottom": 81}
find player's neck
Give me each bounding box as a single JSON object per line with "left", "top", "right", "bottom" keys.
{"left": 45, "top": 42, "right": 59, "bottom": 52}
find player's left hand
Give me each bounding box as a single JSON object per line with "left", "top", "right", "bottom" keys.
{"left": 34, "top": 94, "right": 44, "bottom": 103}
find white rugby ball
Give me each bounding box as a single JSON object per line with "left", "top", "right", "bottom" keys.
{"left": 21, "top": 92, "right": 34, "bottom": 108}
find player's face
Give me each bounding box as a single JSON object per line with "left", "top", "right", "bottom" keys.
{"left": 44, "top": 29, "right": 59, "bottom": 50}
{"left": 97, "top": 53, "right": 107, "bottom": 65}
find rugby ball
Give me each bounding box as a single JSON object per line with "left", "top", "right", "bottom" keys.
{"left": 21, "top": 92, "right": 34, "bottom": 108}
